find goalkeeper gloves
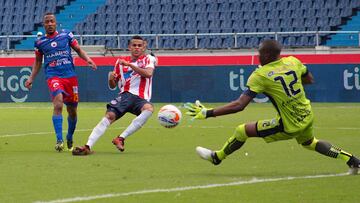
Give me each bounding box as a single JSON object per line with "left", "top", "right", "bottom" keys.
{"left": 184, "top": 100, "right": 214, "bottom": 119}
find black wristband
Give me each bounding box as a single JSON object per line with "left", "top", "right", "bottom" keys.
{"left": 206, "top": 109, "right": 215, "bottom": 118}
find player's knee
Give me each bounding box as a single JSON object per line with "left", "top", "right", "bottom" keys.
{"left": 234, "top": 124, "right": 248, "bottom": 142}
{"left": 105, "top": 112, "right": 117, "bottom": 123}
{"left": 301, "top": 137, "right": 318, "bottom": 151}
{"left": 142, "top": 103, "right": 154, "bottom": 112}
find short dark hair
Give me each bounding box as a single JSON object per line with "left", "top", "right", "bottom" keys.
{"left": 128, "top": 35, "right": 144, "bottom": 45}
{"left": 259, "top": 39, "right": 282, "bottom": 57}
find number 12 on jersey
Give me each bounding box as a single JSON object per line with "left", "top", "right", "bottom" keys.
{"left": 274, "top": 70, "right": 301, "bottom": 97}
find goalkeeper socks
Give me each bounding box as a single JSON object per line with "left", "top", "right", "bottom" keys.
{"left": 52, "top": 115, "right": 63, "bottom": 142}
{"left": 315, "top": 140, "right": 352, "bottom": 162}
{"left": 303, "top": 138, "right": 352, "bottom": 162}
{"left": 120, "top": 110, "right": 152, "bottom": 139}
{"left": 66, "top": 116, "right": 77, "bottom": 142}
{"left": 86, "top": 117, "right": 110, "bottom": 149}
{"left": 216, "top": 124, "right": 248, "bottom": 160}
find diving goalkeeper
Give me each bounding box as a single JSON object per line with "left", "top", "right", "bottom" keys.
{"left": 185, "top": 39, "right": 359, "bottom": 175}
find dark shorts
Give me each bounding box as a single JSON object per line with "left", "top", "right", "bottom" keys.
{"left": 106, "top": 92, "right": 152, "bottom": 120}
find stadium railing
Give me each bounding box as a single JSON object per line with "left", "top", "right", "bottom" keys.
{"left": 0, "top": 31, "right": 359, "bottom": 51}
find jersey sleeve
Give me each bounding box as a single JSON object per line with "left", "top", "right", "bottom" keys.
{"left": 289, "top": 56, "right": 308, "bottom": 76}
{"left": 246, "top": 71, "right": 265, "bottom": 93}
{"left": 145, "top": 55, "right": 156, "bottom": 69}
{"left": 34, "top": 40, "right": 43, "bottom": 56}
{"left": 67, "top": 31, "right": 78, "bottom": 47}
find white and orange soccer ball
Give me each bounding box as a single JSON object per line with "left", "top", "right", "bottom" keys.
{"left": 157, "top": 104, "right": 182, "bottom": 128}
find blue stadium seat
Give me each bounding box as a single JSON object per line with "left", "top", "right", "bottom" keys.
{"left": 218, "top": 2, "right": 230, "bottom": 11}
{"left": 160, "top": 37, "right": 175, "bottom": 49}
{"left": 222, "top": 36, "right": 234, "bottom": 48}
{"left": 139, "top": 22, "right": 151, "bottom": 33}
{"left": 161, "top": 4, "right": 172, "bottom": 13}
{"left": 185, "top": 37, "right": 195, "bottom": 49}
{"left": 328, "top": 8, "right": 341, "bottom": 18}
{"left": 174, "top": 37, "right": 187, "bottom": 49}
{"left": 173, "top": 21, "right": 185, "bottom": 33}
{"left": 236, "top": 36, "right": 247, "bottom": 47}
{"left": 195, "top": 3, "right": 206, "bottom": 12}
{"left": 209, "top": 36, "right": 222, "bottom": 48}
{"left": 219, "top": 12, "right": 231, "bottom": 21}
{"left": 313, "top": 0, "right": 325, "bottom": 9}
{"left": 208, "top": 12, "right": 220, "bottom": 20}
{"left": 244, "top": 19, "right": 256, "bottom": 29}
{"left": 289, "top": 1, "right": 301, "bottom": 9}
{"left": 246, "top": 37, "right": 259, "bottom": 48}
{"left": 196, "top": 13, "right": 207, "bottom": 21}
{"left": 183, "top": 3, "right": 195, "bottom": 12}
{"left": 283, "top": 36, "right": 297, "bottom": 47}
{"left": 350, "top": 0, "right": 360, "bottom": 8}
{"left": 149, "top": 4, "right": 161, "bottom": 12}
{"left": 172, "top": 4, "right": 184, "bottom": 12}
{"left": 340, "top": 8, "right": 353, "bottom": 17}
{"left": 198, "top": 36, "right": 211, "bottom": 49}
{"left": 206, "top": 3, "right": 218, "bottom": 12}
{"left": 173, "top": 13, "right": 185, "bottom": 22}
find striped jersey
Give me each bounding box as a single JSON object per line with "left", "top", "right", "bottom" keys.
{"left": 34, "top": 30, "right": 78, "bottom": 79}
{"left": 113, "top": 54, "right": 156, "bottom": 101}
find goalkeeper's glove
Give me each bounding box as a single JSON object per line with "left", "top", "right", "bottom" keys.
{"left": 184, "top": 100, "right": 214, "bottom": 120}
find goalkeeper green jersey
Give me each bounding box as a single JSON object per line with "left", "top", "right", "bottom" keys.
{"left": 247, "top": 56, "right": 313, "bottom": 133}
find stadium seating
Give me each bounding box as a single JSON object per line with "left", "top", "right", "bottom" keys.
{"left": 0, "top": 0, "right": 359, "bottom": 50}
{"left": 71, "top": 0, "right": 360, "bottom": 49}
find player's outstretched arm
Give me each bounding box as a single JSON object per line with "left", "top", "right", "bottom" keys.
{"left": 25, "top": 54, "right": 43, "bottom": 89}
{"left": 185, "top": 93, "right": 253, "bottom": 119}
{"left": 72, "top": 44, "right": 97, "bottom": 70}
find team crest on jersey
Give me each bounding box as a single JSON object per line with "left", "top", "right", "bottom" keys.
{"left": 51, "top": 42, "right": 57, "bottom": 47}
{"left": 137, "top": 61, "right": 144, "bottom": 68}
{"left": 53, "top": 82, "right": 59, "bottom": 88}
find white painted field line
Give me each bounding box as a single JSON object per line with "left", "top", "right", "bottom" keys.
{"left": 1, "top": 125, "right": 360, "bottom": 138}
{"left": 0, "top": 128, "right": 124, "bottom": 138}
{"left": 33, "top": 173, "right": 348, "bottom": 203}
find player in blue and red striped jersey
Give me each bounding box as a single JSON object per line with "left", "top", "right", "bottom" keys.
{"left": 72, "top": 36, "right": 157, "bottom": 155}
{"left": 25, "top": 13, "right": 97, "bottom": 152}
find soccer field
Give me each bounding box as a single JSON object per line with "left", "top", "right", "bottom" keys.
{"left": 0, "top": 102, "right": 359, "bottom": 203}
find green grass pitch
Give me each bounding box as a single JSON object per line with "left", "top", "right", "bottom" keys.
{"left": 0, "top": 102, "right": 359, "bottom": 202}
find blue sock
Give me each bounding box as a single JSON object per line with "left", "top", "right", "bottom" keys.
{"left": 66, "top": 117, "right": 77, "bottom": 142}
{"left": 52, "top": 115, "right": 63, "bottom": 142}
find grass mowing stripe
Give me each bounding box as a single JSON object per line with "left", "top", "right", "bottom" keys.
{"left": 33, "top": 173, "right": 348, "bottom": 203}
{"left": 1, "top": 126, "right": 359, "bottom": 138}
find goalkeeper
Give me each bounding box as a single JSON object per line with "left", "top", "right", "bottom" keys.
{"left": 185, "top": 39, "right": 359, "bottom": 175}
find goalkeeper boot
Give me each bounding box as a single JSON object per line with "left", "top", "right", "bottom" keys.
{"left": 196, "top": 146, "right": 222, "bottom": 165}
{"left": 72, "top": 145, "right": 92, "bottom": 156}
{"left": 55, "top": 141, "right": 64, "bottom": 152}
{"left": 66, "top": 140, "right": 74, "bottom": 151}
{"left": 112, "top": 136, "right": 125, "bottom": 152}
{"left": 347, "top": 155, "right": 360, "bottom": 175}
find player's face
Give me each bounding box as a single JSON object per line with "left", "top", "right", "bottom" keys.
{"left": 43, "top": 15, "right": 57, "bottom": 35}
{"left": 129, "top": 39, "right": 145, "bottom": 58}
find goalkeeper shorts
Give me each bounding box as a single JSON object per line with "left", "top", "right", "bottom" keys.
{"left": 256, "top": 117, "right": 314, "bottom": 144}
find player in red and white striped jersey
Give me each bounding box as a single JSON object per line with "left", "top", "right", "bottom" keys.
{"left": 73, "top": 36, "right": 157, "bottom": 155}
{"left": 112, "top": 53, "right": 156, "bottom": 101}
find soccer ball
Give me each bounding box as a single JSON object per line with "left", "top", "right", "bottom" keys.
{"left": 158, "top": 104, "right": 182, "bottom": 128}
